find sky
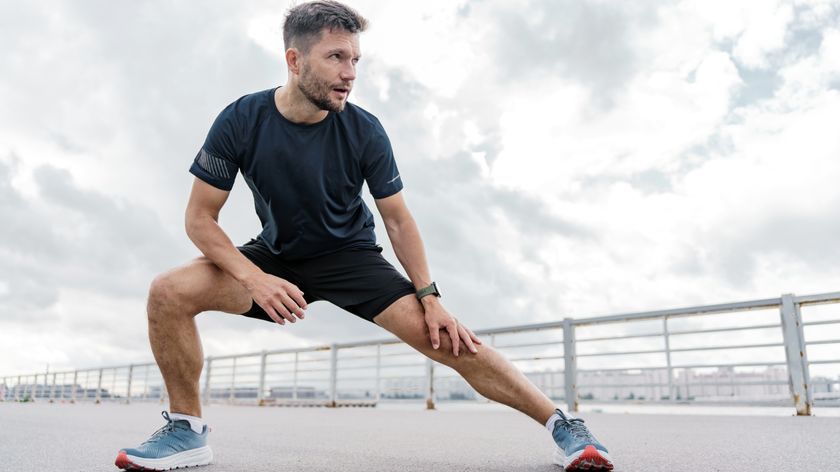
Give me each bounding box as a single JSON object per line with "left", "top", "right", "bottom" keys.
{"left": 1, "top": 0, "right": 839, "bottom": 378}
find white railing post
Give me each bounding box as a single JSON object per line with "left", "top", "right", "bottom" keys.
{"left": 563, "top": 318, "right": 578, "bottom": 412}
{"left": 142, "top": 365, "right": 150, "bottom": 401}
{"left": 95, "top": 369, "right": 103, "bottom": 404}
{"left": 425, "top": 358, "right": 435, "bottom": 410}
{"left": 71, "top": 371, "right": 78, "bottom": 403}
{"left": 203, "top": 356, "right": 213, "bottom": 405}
{"left": 126, "top": 364, "right": 134, "bottom": 404}
{"left": 258, "top": 351, "right": 267, "bottom": 406}
{"left": 329, "top": 343, "right": 338, "bottom": 407}
{"left": 375, "top": 344, "right": 381, "bottom": 404}
{"left": 663, "top": 317, "right": 675, "bottom": 402}
{"left": 49, "top": 373, "right": 57, "bottom": 403}
{"left": 228, "top": 357, "right": 237, "bottom": 403}
{"left": 293, "top": 352, "right": 299, "bottom": 400}
{"left": 780, "top": 293, "right": 813, "bottom": 415}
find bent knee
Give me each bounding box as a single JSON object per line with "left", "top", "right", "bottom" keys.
{"left": 148, "top": 260, "right": 253, "bottom": 318}
{"left": 148, "top": 271, "right": 199, "bottom": 318}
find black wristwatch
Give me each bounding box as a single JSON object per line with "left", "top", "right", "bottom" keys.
{"left": 416, "top": 281, "right": 441, "bottom": 301}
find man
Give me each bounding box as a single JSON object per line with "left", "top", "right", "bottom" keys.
{"left": 115, "top": 1, "right": 614, "bottom": 471}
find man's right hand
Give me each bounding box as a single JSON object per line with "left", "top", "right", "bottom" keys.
{"left": 241, "top": 272, "right": 307, "bottom": 325}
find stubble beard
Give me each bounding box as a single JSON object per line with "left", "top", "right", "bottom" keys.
{"left": 298, "top": 61, "right": 346, "bottom": 113}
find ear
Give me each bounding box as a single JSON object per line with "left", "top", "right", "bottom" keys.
{"left": 285, "top": 48, "right": 302, "bottom": 76}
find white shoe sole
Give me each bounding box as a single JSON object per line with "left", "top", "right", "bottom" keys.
{"left": 116, "top": 446, "right": 213, "bottom": 471}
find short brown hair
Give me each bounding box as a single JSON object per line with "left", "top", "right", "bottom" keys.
{"left": 283, "top": 1, "right": 368, "bottom": 54}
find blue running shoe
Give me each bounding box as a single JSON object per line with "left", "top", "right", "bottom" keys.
{"left": 115, "top": 411, "right": 212, "bottom": 471}
{"left": 550, "top": 409, "right": 613, "bottom": 470}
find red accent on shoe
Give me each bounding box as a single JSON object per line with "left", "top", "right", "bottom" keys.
{"left": 566, "top": 445, "right": 614, "bottom": 471}
{"left": 115, "top": 450, "right": 147, "bottom": 471}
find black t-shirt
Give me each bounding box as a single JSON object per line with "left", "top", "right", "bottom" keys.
{"left": 189, "top": 87, "right": 403, "bottom": 260}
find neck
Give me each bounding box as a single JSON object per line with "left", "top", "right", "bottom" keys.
{"left": 274, "top": 83, "right": 329, "bottom": 125}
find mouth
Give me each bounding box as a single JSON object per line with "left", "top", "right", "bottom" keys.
{"left": 332, "top": 86, "right": 350, "bottom": 99}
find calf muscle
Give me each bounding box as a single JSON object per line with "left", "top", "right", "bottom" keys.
{"left": 146, "top": 257, "right": 254, "bottom": 417}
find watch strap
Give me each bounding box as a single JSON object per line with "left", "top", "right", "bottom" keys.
{"left": 416, "top": 282, "right": 440, "bottom": 300}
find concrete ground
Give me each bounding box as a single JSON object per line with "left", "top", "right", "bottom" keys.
{"left": 1, "top": 401, "right": 838, "bottom": 471}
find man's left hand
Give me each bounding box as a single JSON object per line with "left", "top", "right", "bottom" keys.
{"left": 421, "top": 298, "right": 482, "bottom": 357}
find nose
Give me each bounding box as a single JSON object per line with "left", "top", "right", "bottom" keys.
{"left": 340, "top": 60, "right": 356, "bottom": 82}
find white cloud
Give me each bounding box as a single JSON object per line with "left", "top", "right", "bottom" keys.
{"left": 2, "top": 0, "right": 840, "bottom": 381}
{"left": 732, "top": 1, "right": 794, "bottom": 69}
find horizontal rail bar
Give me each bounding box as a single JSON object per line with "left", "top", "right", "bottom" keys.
{"left": 576, "top": 361, "right": 788, "bottom": 373}
{"left": 579, "top": 380, "right": 789, "bottom": 388}
{"left": 576, "top": 333, "right": 663, "bottom": 343}
{"left": 667, "top": 323, "right": 781, "bottom": 336}
{"left": 801, "top": 320, "right": 840, "bottom": 327}
{"left": 577, "top": 349, "right": 664, "bottom": 357}
{"left": 794, "top": 291, "right": 840, "bottom": 305}
{"left": 492, "top": 340, "right": 563, "bottom": 349}
{"left": 805, "top": 339, "right": 840, "bottom": 346}
{"left": 671, "top": 361, "right": 787, "bottom": 369}
{"left": 669, "top": 342, "right": 784, "bottom": 353}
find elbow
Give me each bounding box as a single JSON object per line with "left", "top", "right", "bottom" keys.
{"left": 384, "top": 214, "right": 412, "bottom": 234}
{"left": 184, "top": 210, "right": 214, "bottom": 238}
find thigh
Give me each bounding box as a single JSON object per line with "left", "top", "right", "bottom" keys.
{"left": 373, "top": 294, "right": 457, "bottom": 364}
{"left": 154, "top": 256, "right": 253, "bottom": 315}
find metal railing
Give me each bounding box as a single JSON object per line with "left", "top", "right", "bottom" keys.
{"left": 3, "top": 291, "right": 839, "bottom": 415}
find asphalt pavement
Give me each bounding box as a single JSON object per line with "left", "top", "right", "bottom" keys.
{"left": 1, "top": 401, "right": 838, "bottom": 471}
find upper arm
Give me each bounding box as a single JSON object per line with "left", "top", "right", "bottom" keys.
{"left": 374, "top": 190, "right": 412, "bottom": 231}
{"left": 362, "top": 126, "right": 403, "bottom": 199}
{"left": 185, "top": 177, "right": 231, "bottom": 228}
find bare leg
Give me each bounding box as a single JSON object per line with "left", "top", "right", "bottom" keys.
{"left": 374, "top": 295, "right": 557, "bottom": 425}
{"left": 146, "top": 258, "right": 253, "bottom": 417}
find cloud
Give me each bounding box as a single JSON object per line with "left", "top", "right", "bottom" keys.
{"left": 2, "top": 0, "right": 840, "bottom": 380}
{"left": 0, "top": 158, "right": 184, "bottom": 321}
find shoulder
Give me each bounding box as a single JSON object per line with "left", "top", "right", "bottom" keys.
{"left": 219, "top": 88, "right": 274, "bottom": 121}
{"left": 338, "top": 101, "right": 387, "bottom": 136}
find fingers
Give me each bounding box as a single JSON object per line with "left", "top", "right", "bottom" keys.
{"left": 464, "top": 325, "right": 482, "bottom": 345}
{"left": 427, "top": 320, "right": 441, "bottom": 350}
{"left": 263, "top": 287, "right": 307, "bottom": 326}
{"left": 262, "top": 304, "right": 287, "bottom": 325}
{"left": 288, "top": 286, "right": 308, "bottom": 315}
{"left": 280, "top": 293, "right": 306, "bottom": 320}
{"left": 448, "top": 322, "right": 460, "bottom": 357}
{"left": 248, "top": 275, "right": 309, "bottom": 326}
{"left": 458, "top": 325, "right": 478, "bottom": 354}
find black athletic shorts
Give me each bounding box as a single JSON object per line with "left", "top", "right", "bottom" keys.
{"left": 236, "top": 237, "right": 416, "bottom": 324}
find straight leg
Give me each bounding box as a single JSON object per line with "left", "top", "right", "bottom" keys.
{"left": 374, "top": 294, "right": 557, "bottom": 425}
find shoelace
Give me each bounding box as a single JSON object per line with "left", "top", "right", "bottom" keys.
{"left": 141, "top": 411, "right": 177, "bottom": 446}
{"left": 557, "top": 417, "right": 594, "bottom": 441}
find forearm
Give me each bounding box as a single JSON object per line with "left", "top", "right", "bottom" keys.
{"left": 185, "top": 215, "right": 262, "bottom": 286}
{"left": 385, "top": 216, "right": 439, "bottom": 308}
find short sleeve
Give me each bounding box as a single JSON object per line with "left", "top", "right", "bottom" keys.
{"left": 361, "top": 125, "right": 403, "bottom": 199}
{"left": 189, "top": 103, "right": 241, "bottom": 191}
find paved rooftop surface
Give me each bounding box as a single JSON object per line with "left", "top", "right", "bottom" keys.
{"left": 1, "top": 402, "right": 838, "bottom": 471}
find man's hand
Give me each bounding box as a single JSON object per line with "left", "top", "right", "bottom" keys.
{"left": 242, "top": 272, "right": 307, "bottom": 325}
{"left": 422, "top": 299, "right": 482, "bottom": 357}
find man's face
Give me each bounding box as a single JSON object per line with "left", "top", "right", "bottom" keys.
{"left": 296, "top": 28, "right": 361, "bottom": 113}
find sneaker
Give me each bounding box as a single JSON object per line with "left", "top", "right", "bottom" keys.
{"left": 550, "top": 409, "right": 613, "bottom": 471}
{"left": 115, "top": 411, "right": 213, "bottom": 471}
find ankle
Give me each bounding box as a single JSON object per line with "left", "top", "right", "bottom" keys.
{"left": 169, "top": 412, "right": 205, "bottom": 434}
